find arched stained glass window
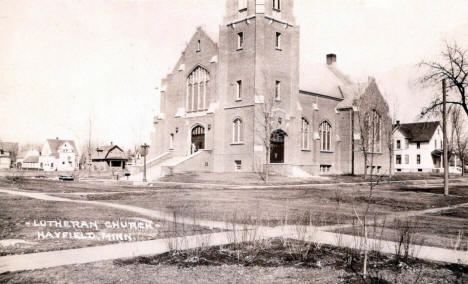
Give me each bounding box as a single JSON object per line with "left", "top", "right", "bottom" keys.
{"left": 187, "top": 66, "right": 210, "bottom": 112}
{"left": 319, "top": 121, "right": 331, "bottom": 151}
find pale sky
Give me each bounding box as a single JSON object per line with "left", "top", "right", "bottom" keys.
{"left": 1, "top": 0, "right": 467, "bottom": 150}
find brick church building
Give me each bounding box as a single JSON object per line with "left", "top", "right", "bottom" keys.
{"left": 148, "top": 0, "right": 391, "bottom": 180}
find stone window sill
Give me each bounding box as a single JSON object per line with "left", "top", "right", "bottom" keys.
{"left": 231, "top": 142, "right": 245, "bottom": 146}
{"left": 320, "top": 150, "right": 333, "bottom": 153}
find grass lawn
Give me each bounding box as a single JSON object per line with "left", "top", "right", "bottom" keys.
{"left": 54, "top": 182, "right": 468, "bottom": 230}
{"left": 0, "top": 193, "right": 217, "bottom": 256}
{"left": 1, "top": 238, "right": 466, "bottom": 284}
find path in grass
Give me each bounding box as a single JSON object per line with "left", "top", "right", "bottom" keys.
{"left": 0, "top": 187, "right": 467, "bottom": 273}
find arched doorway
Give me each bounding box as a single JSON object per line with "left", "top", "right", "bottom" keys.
{"left": 270, "top": 129, "right": 286, "bottom": 163}
{"left": 191, "top": 125, "right": 205, "bottom": 154}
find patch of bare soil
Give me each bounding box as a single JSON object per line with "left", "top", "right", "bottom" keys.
{"left": 114, "top": 238, "right": 467, "bottom": 283}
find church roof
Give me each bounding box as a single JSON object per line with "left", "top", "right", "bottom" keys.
{"left": 299, "top": 59, "right": 353, "bottom": 100}
{"left": 393, "top": 121, "right": 440, "bottom": 142}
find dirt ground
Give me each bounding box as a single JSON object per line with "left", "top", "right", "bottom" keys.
{"left": 0, "top": 193, "right": 217, "bottom": 256}
{"left": 1, "top": 238, "right": 466, "bottom": 284}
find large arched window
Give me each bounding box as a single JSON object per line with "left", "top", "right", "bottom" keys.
{"left": 187, "top": 66, "right": 210, "bottom": 112}
{"left": 232, "top": 118, "right": 243, "bottom": 143}
{"left": 301, "top": 118, "right": 310, "bottom": 150}
{"left": 319, "top": 121, "right": 332, "bottom": 151}
{"left": 367, "top": 110, "right": 381, "bottom": 153}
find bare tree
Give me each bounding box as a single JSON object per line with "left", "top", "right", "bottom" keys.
{"left": 354, "top": 79, "right": 390, "bottom": 179}
{"left": 451, "top": 106, "right": 468, "bottom": 175}
{"left": 254, "top": 88, "right": 280, "bottom": 183}
{"left": 420, "top": 42, "right": 468, "bottom": 116}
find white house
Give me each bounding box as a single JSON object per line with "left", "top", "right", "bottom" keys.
{"left": 19, "top": 149, "right": 41, "bottom": 170}
{"left": 40, "top": 138, "right": 78, "bottom": 172}
{"left": 0, "top": 142, "right": 18, "bottom": 169}
{"left": 393, "top": 121, "right": 459, "bottom": 173}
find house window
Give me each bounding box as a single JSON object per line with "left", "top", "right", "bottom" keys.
{"left": 275, "top": 32, "right": 281, "bottom": 49}
{"left": 232, "top": 118, "right": 243, "bottom": 143}
{"left": 405, "top": 139, "right": 409, "bottom": 149}
{"left": 405, "top": 155, "right": 409, "bottom": 164}
{"left": 396, "top": 155, "right": 402, "bottom": 165}
{"left": 236, "top": 80, "right": 242, "bottom": 100}
{"left": 396, "top": 140, "right": 401, "bottom": 150}
{"left": 273, "top": 0, "right": 281, "bottom": 11}
{"left": 51, "top": 163, "right": 54, "bottom": 168}
{"left": 187, "top": 66, "right": 210, "bottom": 112}
{"left": 169, "top": 134, "right": 174, "bottom": 150}
{"left": 319, "top": 121, "right": 331, "bottom": 151}
{"left": 301, "top": 118, "right": 310, "bottom": 150}
{"left": 238, "top": 0, "right": 247, "bottom": 11}
{"left": 418, "top": 169, "right": 423, "bottom": 172}
{"left": 417, "top": 142, "right": 421, "bottom": 149}
{"left": 416, "top": 154, "right": 421, "bottom": 164}
{"left": 237, "top": 32, "right": 244, "bottom": 50}
{"left": 197, "top": 40, "right": 201, "bottom": 52}
{"left": 235, "top": 160, "right": 242, "bottom": 171}
{"left": 434, "top": 140, "right": 437, "bottom": 149}
{"left": 275, "top": 81, "right": 281, "bottom": 100}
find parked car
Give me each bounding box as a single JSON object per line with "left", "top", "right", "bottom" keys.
{"left": 58, "top": 175, "right": 74, "bottom": 181}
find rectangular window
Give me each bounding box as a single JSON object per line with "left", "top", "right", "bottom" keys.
{"left": 275, "top": 32, "right": 281, "bottom": 49}
{"left": 396, "top": 140, "right": 401, "bottom": 149}
{"left": 235, "top": 160, "right": 242, "bottom": 171}
{"left": 275, "top": 81, "right": 281, "bottom": 100}
{"left": 405, "top": 155, "right": 409, "bottom": 164}
{"left": 197, "top": 40, "right": 201, "bottom": 52}
{"left": 416, "top": 154, "right": 421, "bottom": 164}
{"left": 273, "top": 0, "right": 281, "bottom": 10}
{"left": 237, "top": 32, "right": 244, "bottom": 50}
{"left": 396, "top": 155, "right": 401, "bottom": 165}
{"left": 236, "top": 80, "right": 242, "bottom": 100}
{"left": 434, "top": 140, "right": 437, "bottom": 149}
{"left": 397, "top": 168, "right": 402, "bottom": 172}
{"left": 418, "top": 169, "right": 423, "bottom": 172}
{"left": 417, "top": 142, "right": 420, "bottom": 149}
{"left": 320, "top": 165, "right": 331, "bottom": 173}
{"left": 405, "top": 139, "right": 409, "bottom": 149}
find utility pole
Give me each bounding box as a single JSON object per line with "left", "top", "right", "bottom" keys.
{"left": 443, "top": 79, "right": 449, "bottom": 196}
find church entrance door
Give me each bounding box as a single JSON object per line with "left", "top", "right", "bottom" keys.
{"left": 191, "top": 125, "right": 205, "bottom": 154}
{"left": 270, "top": 130, "right": 286, "bottom": 164}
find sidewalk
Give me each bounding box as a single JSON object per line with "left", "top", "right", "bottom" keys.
{"left": 0, "top": 187, "right": 467, "bottom": 274}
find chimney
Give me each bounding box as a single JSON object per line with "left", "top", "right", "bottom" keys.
{"left": 326, "top": 54, "right": 337, "bottom": 65}
{"left": 110, "top": 141, "right": 113, "bottom": 145}
{"left": 56, "top": 137, "right": 59, "bottom": 140}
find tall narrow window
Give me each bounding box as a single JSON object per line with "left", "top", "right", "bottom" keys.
{"left": 232, "top": 118, "right": 243, "bottom": 143}
{"left": 186, "top": 66, "right": 209, "bottom": 112}
{"left": 275, "top": 81, "right": 281, "bottom": 100}
{"left": 416, "top": 154, "right": 421, "bottom": 164}
{"left": 319, "top": 121, "right": 331, "bottom": 151}
{"left": 367, "top": 110, "right": 381, "bottom": 153}
{"left": 236, "top": 80, "right": 242, "bottom": 100}
{"left": 417, "top": 142, "right": 421, "bottom": 149}
{"left": 197, "top": 40, "right": 201, "bottom": 52}
{"left": 396, "top": 140, "right": 401, "bottom": 149}
{"left": 396, "top": 155, "right": 401, "bottom": 165}
{"left": 237, "top": 32, "right": 244, "bottom": 50}
{"left": 273, "top": 0, "right": 281, "bottom": 10}
{"left": 405, "top": 155, "right": 409, "bottom": 164}
{"left": 275, "top": 32, "right": 281, "bottom": 49}
{"left": 169, "top": 134, "right": 174, "bottom": 150}
{"left": 301, "top": 118, "right": 310, "bottom": 150}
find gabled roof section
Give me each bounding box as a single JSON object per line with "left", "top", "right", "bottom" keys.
{"left": 45, "top": 139, "right": 77, "bottom": 155}
{"left": 393, "top": 121, "right": 440, "bottom": 142}
{"left": 299, "top": 59, "right": 352, "bottom": 100}
{"left": 168, "top": 26, "right": 219, "bottom": 75}
{"left": 92, "top": 145, "right": 127, "bottom": 161}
